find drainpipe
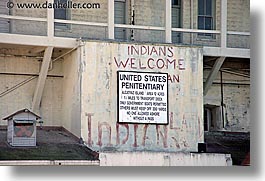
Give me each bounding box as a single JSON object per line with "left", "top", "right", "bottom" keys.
{"left": 130, "top": 0, "right": 135, "bottom": 41}
{"left": 220, "top": 70, "right": 225, "bottom": 129}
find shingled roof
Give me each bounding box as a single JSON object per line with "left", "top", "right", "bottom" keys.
{"left": 2, "top": 108, "right": 41, "bottom": 120}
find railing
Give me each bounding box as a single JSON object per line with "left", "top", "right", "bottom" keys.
{"left": 0, "top": 14, "right": 250, "bottom": 49}
{"left": 0, "top": 0, "right": 250, "bottom": 54}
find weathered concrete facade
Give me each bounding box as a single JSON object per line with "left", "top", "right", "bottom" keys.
{"left": 81, "top": 42, "right": 203, "bottom": 152}
{"left": 0, "top": 46, "right": 84, "bottom": 138}
{"left": 0, "top": 0, "right": 250, "bottom": 166}
{"left": 204, "top": 65, "right": 250, "bottom": 132}
{"left": 62, "top": 49, "right": 82, "bottom": 136}
{"left": 99, "top": 152, "right": 232, "bottom": 166}
{"left": 0, "top": 48, "right": 63, "bottom": 127}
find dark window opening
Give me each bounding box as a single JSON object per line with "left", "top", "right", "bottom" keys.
{"left": 198, "top": 0, "right": 215, "bottom": 38}
{"left": 172, "top": 0, "right": 182, "bottom": 43}
{"left": 114, "top": 0, "right": 126, "bottom": 40}
{"left": 14, "top": 123, "right": 33, "bottom": 127}
{"left": 54, "top": 0, "right": 70, "bottom": 29}
{"left": 172, "top": 0, "right": 181, "bottom": 6}
{"left": 204, "top": 105, "right": 223, "bottom": 131}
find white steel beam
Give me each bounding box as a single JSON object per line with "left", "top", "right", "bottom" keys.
{"left": 0, "top": 33, "right": 78, "bottom": 48}
{"left": 108, "top": 0, "right": 115, "bottom": 39}
{"left": 115, "top": 24, "right": 165, "bottom": 31}
{"left": 220, "top": 0, "right": 227, "bottom": 48}
{"left": 32, "top": 47, "right": 54, "bottom": 111}
{"left": 203, "top": 47, "right": 250, "bottom": 58}
{"left": 0, "top": 14, "right": 46, "bottom": 22}
{"left": 54, "top": 19, "right": 108, "bottom": 27}
{"left": 47, "top": 0, "right": 54, "bottom": 38}
{"left": 204, "top": 56, "right": 226, "bottom": 96}
{"left": 165, "top": 0, "right": 172, "bottom": 43}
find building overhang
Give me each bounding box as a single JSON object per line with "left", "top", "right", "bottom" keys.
{"left": 203, "top": 47, "right": 250, "bottom": 59}
{"left": 0, "top": 33, "right": 78, "bottom": 49}
{"left": 0, "top": 33, "right": 250, "bottom": 59}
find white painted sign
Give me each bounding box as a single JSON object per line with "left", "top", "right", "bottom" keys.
{"left": 118, "top": 71, "right": 168, "bottom": 124}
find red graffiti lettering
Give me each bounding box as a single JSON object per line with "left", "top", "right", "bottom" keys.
{"left": 156, "top": 58, "right": 165, "bottom": 69}
{"left": 97, "top": 122, "right": 112, "bottom": 147}
{"left": 178, "top": 59, "right": 185, "bottom": 70}
{"left": 114, "top": 57, "right": 130, "bottom": 68}
{"left": 147, "top": 58, "right": 155, "bottom": 69}
{"left": 133, "top": 124, "right": 138, "bottom": 147}
{"left": 142, "top": 124, "right": 149, "bottom": 146}
{"left": 85, "top": 113, "right": 94, "bottom": 146}
{"left": 130, "top": 58, "right": 137, "bottom": 69}
{"left": 168, "top": 74, "right": 180, "bottom": 83}
{"left": 171, "top": 137, "right": 180, "bottom": 149}
{"left": 139, "top": 59, "right": 147, "bottom": 69}
{"left": 169, "top": 112, "right": 180, "bottom": 130}
{"left": 116, "top": 123, "right": 129, "bottom": 145}
{"left": 156, "top": 125, "right": 168, "bottom": 148}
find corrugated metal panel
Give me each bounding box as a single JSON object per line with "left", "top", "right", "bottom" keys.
{"left": 13, "top": 137, "right": 36, "bottom": 147}
{"left": 114, "top": 1, "right": 126, "bottom": 40}
{"left": 0, "top": 0, "right": 10, "bottom": 33}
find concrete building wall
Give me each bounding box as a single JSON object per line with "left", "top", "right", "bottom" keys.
{"left": 61, "top": 48, "right": 82, "bottom": 137}
{"left": 227, "top": 0, "right": 250, "bottom": 32}
{"left": 99, "top": 152, "right": 232, "bottom": 166}
{"left": 81, "top": 41, "right": 203, "bottom": 152}
{"left": 0, "top": 0, "right": 10, "bottom": 33}
{"left": 0, "top": 49, "right": 63, "bottom": 127}
{"left": 133, "top": 0, "right": 165, "bottom": 42}
{"left": 9, "top": 0, "right": 106, "bottom": 38}
{"left": 227, "top": 0, "right": 250, "bottom": 48}
{"left": 204, "top": 69, "right": 250, "bottom": 132}
{"left": 190, "top": 0, "right": 221, "bottom": 47}
{"left": 55, "top": 0, "right": 107, "bottom": 39}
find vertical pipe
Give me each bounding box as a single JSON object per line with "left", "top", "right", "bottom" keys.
{"left": 165, "top": 0, "right": 172, "bottom": 43}
{"left": 47, "top": 0, "right": 54, "bottom": 38}
{"left": 131, "top": 0, "right": 135, "bottom": 40}
{"left": 220, "top": 0, "right": 227, "bottom": 48}
{"left": 108, "top": 0, "right": 115, "bottom": 39}
{"left": 220, "top": 70, "right": 225, "bottom": 128}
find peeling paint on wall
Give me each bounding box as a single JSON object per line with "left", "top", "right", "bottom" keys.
{"left": 81, "top": 42, "right": 203, "bottom": 152}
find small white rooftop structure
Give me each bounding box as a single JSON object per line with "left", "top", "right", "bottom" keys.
{"left": 3, "top": 109, "right": 41, "bottom": 147}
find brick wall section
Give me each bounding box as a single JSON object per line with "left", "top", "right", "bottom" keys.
{"left": 227, "top": 0, "right": 250, "bottom": 48}
{"left": 133, "top": 0, "right": 165, "bottom": 42}
{"left": 227, "top": 0, "right": 250, "bottom": 32}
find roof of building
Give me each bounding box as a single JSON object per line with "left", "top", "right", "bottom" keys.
{"left": 2, "top": 108, "right": 41, "bottom": 120}
{"left": 0, "top": 126, "right": 99, "bottom": 161}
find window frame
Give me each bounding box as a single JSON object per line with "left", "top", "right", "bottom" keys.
{"left": 54, "top": 0, "right": 71, "bottom": 30}
{"left": 114, "top": 0, "right": 127, "bottom": 40}
{"left": 197, "top": 0, "right": 216, "bottom": 39}
{"left": 171, "top": 0, "right": 182, "bottom": 43}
